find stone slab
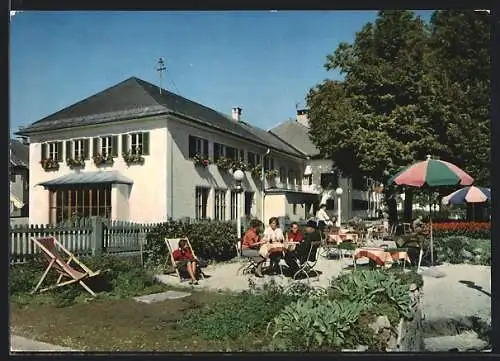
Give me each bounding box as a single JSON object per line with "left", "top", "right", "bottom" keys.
{"left": 10, "top": 335, "right": 77, "bottom": 352}
{"left": 133, "top": 290, "right": 192, "bottom": 304}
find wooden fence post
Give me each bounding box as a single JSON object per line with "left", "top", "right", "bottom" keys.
{"left": 90, "top": 217, "right": 104, "bottom": 255}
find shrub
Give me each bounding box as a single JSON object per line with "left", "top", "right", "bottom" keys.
{"left": 432, "top": 221, "right": 490, "bottom": 239}
{"left": 144, "top": 219, "right": 237, "bottom": 267}
{"left": 434, "top": 236, "right": 490, "bottom": 265}
{"left": 179, "top": 280, "right": 297, "bottom": 341}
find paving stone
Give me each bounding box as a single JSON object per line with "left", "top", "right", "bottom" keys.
{"left": 133, "top": 290, "right": 191, "bottom": 304}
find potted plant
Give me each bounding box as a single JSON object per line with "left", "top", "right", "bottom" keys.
{"left": 40, "top": 158, "right": 60, "bottom": 171}
{"left": 66, "top": 157, "right": 85, "bottom": 169}
{"left": 265, "top": 169, "right": 279, "bottom": 180}
{"left": 215, "top": 156, "right": 233, "bottom": 171}
{"left": 123, "top": 151, "right": 145, "bottom": 165}
{"left": 192, "top": 154, "right": 210, "bottom": 167}
{"left": 93, "top": 153, "right": 114, "bottom": 166}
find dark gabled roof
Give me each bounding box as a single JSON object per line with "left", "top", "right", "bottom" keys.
{"left": 16, "top": 77, "right": 304, "bottom": 158}
{"left": 10, "top": 139, "right": 29, "bottom": 168}
{"left": 269, "top": 120, "right": 320, "bottom": 157}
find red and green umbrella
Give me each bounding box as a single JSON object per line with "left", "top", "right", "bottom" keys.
{"left": 388, "top": 156, "right": 474, "bottom": 187}
{"left": 387, "top": 155, "right": 474, "bottom": 270}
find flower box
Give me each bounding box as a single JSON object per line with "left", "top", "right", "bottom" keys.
{"left": 66, "top": 158, "right": 85, "bottom": 169}
{"left": 231, "top": 160, "right": 248, "bottom": 172}
{"left": 192, "top": 154, "right": 210, "bottom": 167}
{"left": 265, "top": 169, "right": 278, "bottom": 180}
{"left": 123, "top": 151, "right": 145, "bottom": 165}
{"left": 40, "top": 158, "right": 60, "bottom": 171}
{"left": 93, "top": 153, "right": 114, "bottom": 167}
{"left": 215, "top": 157, "right": 233, "bottom": 171}
{"left": 251, "top": 166, "right": 262, "bottom": 178}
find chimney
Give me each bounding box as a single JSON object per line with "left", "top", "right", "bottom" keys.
{"left": 296, "top": 109, "right": 309, "bottom": 128}
{"left": 231, "top": 106, "right": 242, "bottom": 121}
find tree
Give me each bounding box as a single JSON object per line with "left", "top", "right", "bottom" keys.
{"left": 307, "top": 10, "right": 491, "bottom": 224}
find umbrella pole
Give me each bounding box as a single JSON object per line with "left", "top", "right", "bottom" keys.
{"left": 429, "top": 193, "right": 434, "bottom": 266}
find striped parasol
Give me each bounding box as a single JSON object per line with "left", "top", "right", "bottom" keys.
{"left": 442, "top": 186, "right": 491, "bottom": 205}
{"left": 389, "top": 155, "right": 474, "bottom": 187}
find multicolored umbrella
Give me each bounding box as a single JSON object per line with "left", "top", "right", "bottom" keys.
{"left": 389, "top": 155, "right": 474, "bottom": 187}
{"left": 388, "top": 155, "right": 474, "bottom": 269}
{"left": 442, "top": 186, "right": 491, "bottom": 205}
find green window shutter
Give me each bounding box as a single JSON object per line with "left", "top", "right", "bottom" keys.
{"left": 142, "top": 132, "right": 150, "bottom": 155}
{"left": 41, "top": 143, "right": 47, "bottom": 161}
{"left": 203, "top": 140, "right": 208, "bottom": 157}
{"left": 56, "top": 142, "right": 63, "bottom": 162}
{"left": 83, "top": 139, "right": 90, "bottom": 159}
{"left": 188, "top": 135, "right": 196, "bottom": 158}
{"left": 65, "top": 141, "right": 72, "bottom": 160}
{"left": 112, "top": 136, "right": 119, "bottom": 157}
{"left": 93, "top": 138, "right": 99, "bottom": 157}
{"left": 122, "top": 134, "right": 128, "bottom": 154}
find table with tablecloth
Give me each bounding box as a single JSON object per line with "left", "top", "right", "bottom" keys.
{"left": 353, "top": 247, "right": 411, "bottom": 267}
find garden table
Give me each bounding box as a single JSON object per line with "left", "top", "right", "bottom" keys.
{"left": 353, "top": 247, "right": 411, "bottom": 268}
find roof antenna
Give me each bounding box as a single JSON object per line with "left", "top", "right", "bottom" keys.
{"left": 156, "top": 57, "right": 166, "bottom": 94}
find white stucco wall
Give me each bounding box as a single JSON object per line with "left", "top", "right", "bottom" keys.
{"left": 28, "top": 117, "right": 168, "bottom": 225}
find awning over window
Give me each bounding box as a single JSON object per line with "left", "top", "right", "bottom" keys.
{"left": 38, "top": 171, "right": 133, "bottom": 188}
{"left": 266, "top": 188, "right": 320, "bottom": 204}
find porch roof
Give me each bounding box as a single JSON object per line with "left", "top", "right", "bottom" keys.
{"left": 38, "top": 171, "right": 133, "bottom": 187}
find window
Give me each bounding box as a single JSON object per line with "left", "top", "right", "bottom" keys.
{"left": 238, "top": 149, "right": 245, "bottom": 161}
{"left": 101, "top": 136, "right": 112, "bottom": 156}
{"left": 304, "top": 174, "right": 313, "bottom": 186}
{"left": 121, "top": 132, "right": 150, "bottom": 156}
{"left": 41, "top": 142, "right": 63, "bottom": 162}
{"left": 213, "top": 142, "right": 226, "bottom": 161}
{"left": 66, "top": 139, "right": 90, "bottom": 160}
{"left": 10, "top": 172, "right": 16, "bottom": 183}
{"left": 352, "top": 176, "right": 368, "bottom": 191}
{"left": 244, "top": 192, "right": 254, "bottom": 216}
{"left": 247, "top": 152, "right": 258, "bottom": 167}
{"left": 320, "top": 172, "right": 339, "bottom": 189}
{"left": 230, "top": 191, "right": 238, "bottom": 220}
{"left": 279, "top": 167, "right": 286, "bottom": 183}
{"left": 49, "top": 185, "right": 112, "bottom": 224}
{"left": 188, "top": 135, "right": 209, "bottom": 158}
{"left": 214, "top": 189, "right": 226, "bottom": 220}
{"left": 352, "top": 199, "right": 369, "bottom": 211}
{"left": 293, "top": 203, "right": 297, "bottom": 215}
{"left": 226, "top": 146, "right": 236, "bottom": 160}
{"left": 288, "top": 170, "right": 296, "bottom": 185}
{"left": 264, "top": 157, "right": 275, "bottom": 171}
{"left": 195, "top": 187, "right": 209, "bottom": 220}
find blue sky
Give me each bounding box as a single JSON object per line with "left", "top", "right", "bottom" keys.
{"left": 10, "top": 11, "right": 434, "bottom": 136}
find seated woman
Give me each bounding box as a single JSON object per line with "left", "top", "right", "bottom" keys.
{"left": 241, "top": 219, "right": 267, "bottom": 277}
{"left": 172, "top": 239, "right": 200, "bottom": 285}
{"left": 262, "top": 217, "right": 285, "bottom": 274}
{"left": 284, "top": 222, "right": 303, "bottom": 272}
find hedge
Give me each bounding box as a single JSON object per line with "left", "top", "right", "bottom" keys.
{"left": 144, "top": 219, "right": 238, "bottom": 267}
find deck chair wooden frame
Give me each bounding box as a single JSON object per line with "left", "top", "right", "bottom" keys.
{"left": 30, "top": 237, "right": 102, "bottom": 297}
{"left": 164, "top": 237, "right": 204, "bottom": 281}
{"left": 236, "top": 240, "right": 260, "bottom": 276}
{"left": 293, "top": 242, "right": 321, "bottom": 283}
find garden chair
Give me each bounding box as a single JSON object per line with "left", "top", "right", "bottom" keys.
{"left": 164, "top": 238, "right": 205, "bottom": 282}
{"left": 293, "top": 242, "right": 321, "bottom": 283}
{"left": 30, "top": 236, "right": 102, "bottom": 297}
{"left": 236, "top": 239, "right": 261, "bottom": 276}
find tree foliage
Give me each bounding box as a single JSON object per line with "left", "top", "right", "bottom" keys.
{"left": 306, "top": 10, "right": 491, "bottom": 222}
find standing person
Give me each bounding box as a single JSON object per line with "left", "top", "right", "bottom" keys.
{"left": 262, "top": 217, "right": 285, "bottom": 274}
{"left": 172, "top": 239, "right": 200, "bottom": 285}
{"left": 241, "top": 219, "right": 267, "bottom": 277}
{"left": 316, "top": 204, "right": 333, "bottom": 226}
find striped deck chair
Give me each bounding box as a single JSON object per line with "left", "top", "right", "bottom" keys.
{"left": 164, "top": 238, "right": 205, "bottom": 281}
{"left": 31, "top": 237, "right": 102, "bottom": 297}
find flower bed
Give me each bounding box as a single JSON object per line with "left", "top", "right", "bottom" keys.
{"left": 432, "top": 221, "right": 490, "bottom": 239}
